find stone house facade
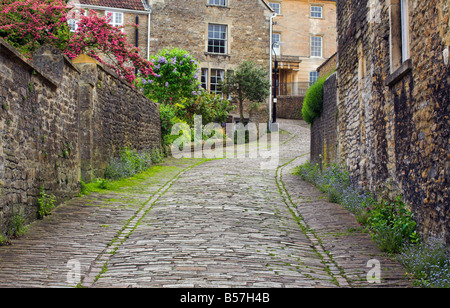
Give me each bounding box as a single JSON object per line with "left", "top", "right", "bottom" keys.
{"left": 336, "top": 0, "right": 449, "bottom": 245}
{"left": 270, "top": 0, "right": 337, "bottom": 95}
{"left": 148, "top": 0, "right": 274, "bottom": 99}
{"left": 68, "top": 0, "right": 151, "bottom": 60}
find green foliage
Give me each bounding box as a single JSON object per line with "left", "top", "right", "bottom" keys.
{"left": 7, "top": 212, "right": 27, "bottom": 237}
{"left": 222, "top": 61, "right": 270, "bottom": 121}
{"left": 160, "top": 103, "right": 185, "bottom": 138}
{"left": 302, "top": 76, "right": 327, "bottom": 124}
{"left": 366, "top": 197, "right": 419, "bottom": 253}
{"left": 175, "top": 91, "right": 234, "bottom": 126}
{"left": 294, "top": 161, "right": 418, "bottom": 254}
{"left": 38, "top": 187, "right": 56, "bottom": 219}
{"left": 136, "top": 47, "right": 202, "bottom": 104}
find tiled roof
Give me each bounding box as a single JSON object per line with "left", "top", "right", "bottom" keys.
{"left": 76, "top": 0, "right": 150, "bottom": 11}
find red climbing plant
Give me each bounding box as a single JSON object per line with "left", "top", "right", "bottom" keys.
{"left": 0, "top": 0, "right": 154, "bottom": 83}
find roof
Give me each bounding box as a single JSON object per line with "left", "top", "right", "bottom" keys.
{"left": 75, "top": 0, "right": 150, "bottom": 12}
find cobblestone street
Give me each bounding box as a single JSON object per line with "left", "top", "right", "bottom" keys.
{"left": 0, "top": 119, "right": 412, "bottom": 288}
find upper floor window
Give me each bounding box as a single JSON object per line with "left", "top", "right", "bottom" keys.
{"left": 208, "top": 24, "right": 227, "bottom": 54}
{"left": 269, "top": 2, "right": 281, "bottom": 15}
{"left": 209, "top": 0, "right": 227, "bottom": 6}
{"left": 311, "top": 36, "right": 323, "bottom": 58}
{"left": 106, "top": 11, "right": 124, "bottom": 30}
{"left": 311, "top": 5, "right": 323, "bottom": 18}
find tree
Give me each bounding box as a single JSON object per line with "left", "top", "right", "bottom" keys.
{"left": 135, "top": 48, "right": 202, "bottom": 104}
{"left": 222, "top": 61, "right": 270, "bottom": 122}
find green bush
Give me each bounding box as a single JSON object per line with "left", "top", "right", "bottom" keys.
{"left": 302, "top": 76, "right": 327, "bottom": 124}
{"left": 175, "top": 91, "right": 234, "bottom": 126}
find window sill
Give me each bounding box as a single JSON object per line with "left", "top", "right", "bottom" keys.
{"left": 206, "top": 5, "right": 230, "bottom": 9}
{"left": 386, "top": 59, "right": 412, "bottom": 87}
{"left": 205, "top": 52, "right": 230, "bottom": 58}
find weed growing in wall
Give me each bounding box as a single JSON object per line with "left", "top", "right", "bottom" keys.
{"left": 37, "top": 187, "right": 56, "bottom": 219}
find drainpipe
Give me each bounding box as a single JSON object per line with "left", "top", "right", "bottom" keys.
{"left": 147, "top": 9, "right": 151, "bottom": 60}
{"left": 135, "top": 15, "right": 139, "bottom": 75}
{"left": 269, "top": 12, "right": 277, "bottom": 131}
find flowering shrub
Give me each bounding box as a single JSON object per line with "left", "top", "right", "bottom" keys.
{"left": 135, "top": 48, "right": 202, "bottom": 104}
{"left": 0, "top": 0, "right": 71, "bottom": 58}
{"left": 65, "top": 9, "right": 154, "bottom": 83}
{"left": 0, "top": 0, "right": 154, "bottom": 84}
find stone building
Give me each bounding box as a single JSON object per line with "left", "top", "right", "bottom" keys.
{"left": 335, "top": 0, "right": 449, "bottom": 245}
{"left": 148, "top": 0, "right": 274, "bottom": 97}
{"left": 68, "top": 0, "right": 151, "bottom": 60}
{"left": 270, "top": 0, "right": 337, "bottom": 95}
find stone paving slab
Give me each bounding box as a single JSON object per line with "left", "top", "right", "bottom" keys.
{"left": 0, "top": 119, "right": 413, "bottom": 288}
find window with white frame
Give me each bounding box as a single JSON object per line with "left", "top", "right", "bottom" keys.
{"left": 311, "top": 5, "right": 323, "bottom": 18}
{"left": 309, "top": 71, "right": 319, "bottom": 85}
{"left": 209, "top": 0, "right": 227, "bottom": 6}
{"left": 311, "top": 36, "right": 323, "bottom": 58}
{"left": 106, "top": 11, "right": 124, "bottom": 30}
{"left": 201, "top": 68, "right": 208, "bottom": 90}
{"left": 68, "top": 19, "right": 78, "bottom": 32}
{"left": 208, "top": 24, "right": 227, "bottom": 54}
{"left": 400, "top": 0, "right": 409, "bottom": 62}
{"left": 269, "top": 2, "right": 281, "bottom": 15}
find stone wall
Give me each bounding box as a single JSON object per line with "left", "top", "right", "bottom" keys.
{"left": 276, "top": 96, "right": 304, "bottom": 120}
{"left": 310, "top": 73, "right": 338, "bottom": 166}
{"left": 335, "top": 0, "right": 449, "bottom": 245}
{"left": 0, "top": 41, "right": 161, "bottom": 236}
{"left": 76, "top": 58, "right": 161, "bottom": 182}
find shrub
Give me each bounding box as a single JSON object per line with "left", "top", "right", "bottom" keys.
{"left": 302, "top": 76, "right": 327, "bottom": 124}
{"left": 0, "top": 1, "right": 154, "bottom": 84}
{"left": 0, "top": 0, "right": 71, "bottom": 58}
{"left": 175, "top": 91, "right": 234, "bottom": 126}
{"left": 136, "top": 47, "right": 201, "bottom": 104}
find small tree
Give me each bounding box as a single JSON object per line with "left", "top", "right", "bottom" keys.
{"left": 222, "top": 61, "right": 270, "bottom": 123}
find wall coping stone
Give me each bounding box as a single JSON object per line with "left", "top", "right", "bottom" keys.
{"left": 0, "top": 39, "right": 58, "bottom": 89}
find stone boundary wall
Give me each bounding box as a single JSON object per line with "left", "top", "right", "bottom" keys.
{"left": 276, "top": 96, "right": 304, "bottom": 120}
{"left": 336, "top": 0, "right": 449, "bottom": 246}
{"left": 310, "top": 73, "right": 338, "bottom": 166}
{"left": 0, "top": 40, "right": 161, "bottom": 236}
